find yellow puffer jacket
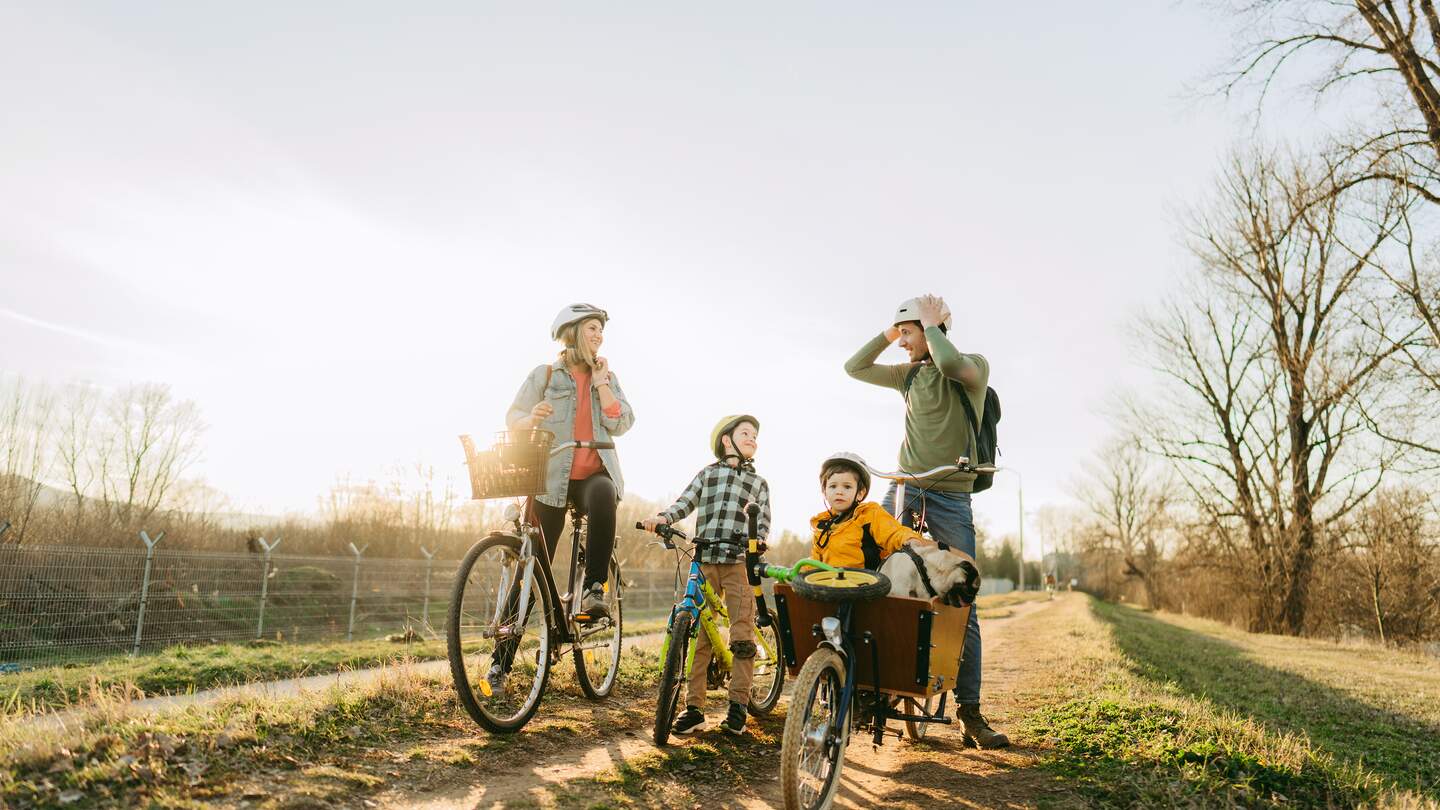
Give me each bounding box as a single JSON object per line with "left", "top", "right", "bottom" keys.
{"left": 809, "top": 501, "right": 921, "bottom": 570}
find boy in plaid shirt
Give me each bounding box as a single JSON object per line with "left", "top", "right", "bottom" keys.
{"left": 642, "top": 414, "right": 771, "bottom": 736}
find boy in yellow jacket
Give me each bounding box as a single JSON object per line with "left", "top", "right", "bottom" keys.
{"left": 810, "top": 451, "right": 937, "bottom": 569}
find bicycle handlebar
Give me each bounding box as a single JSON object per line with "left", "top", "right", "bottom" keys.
{"left": 550, "top": 440, "right": 615, "bottom": 456}
{"left": 862, "top": 457, "right": 997, "bottom": 482}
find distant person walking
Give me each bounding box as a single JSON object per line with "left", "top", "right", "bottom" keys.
{"left": 844, "top": 293, "right": 1008, "bottom": 749}
{"left": 507, "top": 303, "right": 635, "bottom": 621}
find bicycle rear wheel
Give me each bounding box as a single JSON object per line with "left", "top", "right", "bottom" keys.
{"left": 747, "top": 617, "right": 785, "bottom": 715}
{"left": 902, "top": 692, "right": 945, "bottom": 740}
{"left": 781, "top": 647, "right": 848, "bottom": 810}
{"left": 447, "top": 534, "right": 552, "bottom": 733}
{"left": 574, "top": 556, "right": 623, "bottom": 699}
{"left": 652, "top": 611, "right": 694, "bottom": 747}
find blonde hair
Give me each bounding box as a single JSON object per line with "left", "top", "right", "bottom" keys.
{"left": 558, "top": 318, "right": 601, "bottom": 372}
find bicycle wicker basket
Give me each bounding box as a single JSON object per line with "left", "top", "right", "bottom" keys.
{"left": 460, "top": 429, "right": 555, "bottom": 500}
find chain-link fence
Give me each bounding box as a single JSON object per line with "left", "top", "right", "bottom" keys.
{"left": 0, "top": 534, "right": 689, "bottom": 670}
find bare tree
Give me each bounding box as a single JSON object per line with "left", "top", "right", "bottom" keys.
{"left": 1135, "top": 147, "right": 1413, "bottom": 634}
{"left": 1218, "top": 0, "right": 1440, "bottom": 202}
{"left": 1334, "top": 486, "right": 1440, "bottom": 643}
{"left": 95, "top": 384, "right": 205, "bottom": 533}
{"left": 55, "top": 383, "right": 102, "bottom": 537}
{"left": 1076, "top": 437, "right": 1175, "bottom": 609}
{"left": 0, "top": 376, "right": 55, "bottom": 543}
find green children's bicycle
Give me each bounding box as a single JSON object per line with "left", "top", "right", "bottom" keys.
{"left": 646, "top": 507, "right": 785, "bottom": 746}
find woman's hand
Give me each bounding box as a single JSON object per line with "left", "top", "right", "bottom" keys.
{"left": 592, "top": 357, "right": 612, "bottom": 387}
{"left": 529, "top": 401, "right": 554, "bottom": 423}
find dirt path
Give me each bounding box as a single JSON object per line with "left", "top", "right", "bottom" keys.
{"left": 375, "top": 596, "right": 1061, "bottom": 809}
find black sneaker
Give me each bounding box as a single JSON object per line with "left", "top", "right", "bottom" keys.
{"left": 578, "top": 582, "right": 609, "bottom": 623}
{"left": 673, "top": 706, "right": 705, "bottom": 735}
{"left": 720, "top": 701, "right": 748, "bottom": 736}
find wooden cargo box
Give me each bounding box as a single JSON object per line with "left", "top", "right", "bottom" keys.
{"left": 772, "top": 583, "right": 970, "bottom": 699}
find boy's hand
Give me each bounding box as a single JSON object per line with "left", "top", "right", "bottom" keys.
{"left": 641, "top": 516, "right": 669, "bottom": 533}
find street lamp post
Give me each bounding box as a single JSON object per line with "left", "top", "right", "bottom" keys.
{"left": 996, "top": 468, "right": 1024, "bottom": 592}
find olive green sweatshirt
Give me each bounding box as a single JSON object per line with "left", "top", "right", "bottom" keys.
{"left": 844, "top": 328, "right": 990, "bottom": 493}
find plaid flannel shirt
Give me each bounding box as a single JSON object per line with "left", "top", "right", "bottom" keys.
{"left": 659, "top": 462, "right": 772, "bottom": 564}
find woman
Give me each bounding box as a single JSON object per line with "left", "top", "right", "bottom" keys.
{"left": 506, "top": 303, "right": 634, "bottom": 620}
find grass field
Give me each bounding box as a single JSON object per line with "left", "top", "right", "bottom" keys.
{"left": 1018, "top": 598, "right": 1439, "bottom": 808}
{"left": 3, "top": 617, "right": 669, "bottom": 717}
{"left": 3, "top": 594, "right": 1436, "bottom": 808}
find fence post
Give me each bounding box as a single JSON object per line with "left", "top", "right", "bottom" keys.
{"left": 254, "top": 536, "right": 282, "bottom": 639}
{"left": 419, "top": 546, "right": 435, "bottom": 634}
{"left": 347, "top": 543, "right": 368, "bottom": 642}
{"left": 132, "top": 530, "right": 164, "bottom": 657}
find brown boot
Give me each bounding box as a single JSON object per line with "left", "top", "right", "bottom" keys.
{"left": 957, "top": 703, "right": 1010, "bottom": 749}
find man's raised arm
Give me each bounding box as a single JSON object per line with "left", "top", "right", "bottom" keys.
{"left": 927, "top": 327, "right": 989, "bottom": 392}
{"left": 843, "top": 329, "right": 908, "bottom": 390}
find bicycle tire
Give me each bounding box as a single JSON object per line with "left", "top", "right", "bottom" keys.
{"left": 747, "top": 618, "right": 785, "bottom": 715}
{"left": 904, "top": 692, "right": 945, "bottom": 740}
{"left": 573, "top": 556, "right": 623, "bottom": 700}
{"left": 653, "top": 611, "right": 694, "bottom": 747}
{"left": 447, "top": 534, "right": 553, "bottom": 733}
{"left": 792, "top": 567, "right": 891, "bottom": 603}
{"left": 781, "top": 647, "right": 848, "bottom": 810}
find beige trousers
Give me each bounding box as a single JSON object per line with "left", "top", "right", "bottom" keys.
{"left": 686, "top": 562, "right": 756, "bottom": 707}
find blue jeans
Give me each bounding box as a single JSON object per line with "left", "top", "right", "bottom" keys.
{"left": 881, "top": 481, "right": 982, "bottom": 705}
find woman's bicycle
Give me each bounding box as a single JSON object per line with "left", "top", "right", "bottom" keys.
{"left": 447, "top": 430, "right": 625, "bottom": 733}
{"left": 757, "top": 457, "right": 991, "bottom": 810}
{"left": 648, "top": 504, "right": 785, "bottom": 746}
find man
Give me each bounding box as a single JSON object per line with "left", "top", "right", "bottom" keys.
{"left": 844, "top": 292, "right": 1008, "bottom": 749}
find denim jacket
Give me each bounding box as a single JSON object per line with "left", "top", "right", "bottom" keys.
{"left": 506, "top": 360, "right": 635, "bottom": 508}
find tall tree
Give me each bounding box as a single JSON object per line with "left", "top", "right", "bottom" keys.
{"left": 1136, "top": 147, "right": 1411, "bottom": 633}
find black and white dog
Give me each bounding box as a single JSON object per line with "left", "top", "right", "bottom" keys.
{"left": 880, "top": 541, "right": 982, "bottom": 607}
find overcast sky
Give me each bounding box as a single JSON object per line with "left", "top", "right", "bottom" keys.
{"left": 1, "top": 2, "right": 1331, "bottom": 555}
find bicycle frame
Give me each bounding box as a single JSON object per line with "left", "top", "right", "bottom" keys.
{"left": 660, "top": 552, "right": 782, "bottom": 686}
{"left": 505, "top": 503, "right": 605, "bottom": 647}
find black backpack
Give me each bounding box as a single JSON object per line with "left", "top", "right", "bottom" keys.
{"left": 903, "top": 365, "right": 1001, "bottom": 493}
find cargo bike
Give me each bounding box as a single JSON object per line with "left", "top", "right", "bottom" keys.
{"left": 754, "top": 458, "right": 984, "bottom": 810}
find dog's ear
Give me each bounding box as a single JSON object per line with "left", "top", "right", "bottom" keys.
{"left": 944, "top": 560, "right": 981, "bottom": 606}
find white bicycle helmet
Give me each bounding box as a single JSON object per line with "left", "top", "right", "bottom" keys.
{"left": 550, "top": 303, "right": 609, "bottom": 340}
{"left": 893, "top": 297, "right": 952, "bottom": 331}
{"left": 820, "top": 451, "right": 871, "bottom": 498}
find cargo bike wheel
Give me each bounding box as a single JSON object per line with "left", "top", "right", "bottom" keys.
{"left": 781, "top": 647, "right": 850, "bottom": 810}
{"left": 447, "top": 534, "right": 553, "bottom": 733}
{"left": 893, "top": 692, "right": 947, "bottom": 740}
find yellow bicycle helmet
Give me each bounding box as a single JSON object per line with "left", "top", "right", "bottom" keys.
{"left": 710, "top": 414, "right": 759, "bottom": 459}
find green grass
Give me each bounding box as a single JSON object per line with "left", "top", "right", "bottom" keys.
{"left": 3, "top": 617, "right": 670, "bottom": 717}
{"left": 1, "top": 637, "right": 446, "bottom": 717}
{"left": 0, "top": 651, "right": 667, "bottom": 809}
{"left": 1016, "top": 596, "right": 1440, "bottom": 808}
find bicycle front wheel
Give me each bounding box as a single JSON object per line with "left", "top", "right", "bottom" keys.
{"left": 747, "top": 616, "right": 785, "bottom": 715}
{"left": 574, "top": 556, "right": 623, "bottom": 700}
{"left": 793, "top": 567, "right": 890, "bottom": 603}
{"left": 781, "top": 647, "right": 849, "bottom": 810}
{"left": 447, "top": 534, "right": 552, "bottom": 733}
{"left": 652, "top": 611, "right": 694, "bottom": 747}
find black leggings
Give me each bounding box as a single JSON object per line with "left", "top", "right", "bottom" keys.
{"left": 534, "top": 473, "right": 616, "bottom": 588}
